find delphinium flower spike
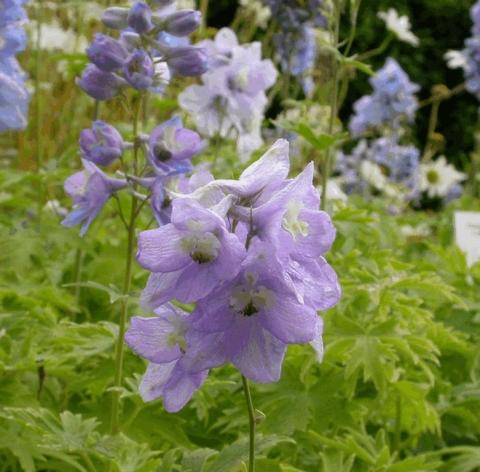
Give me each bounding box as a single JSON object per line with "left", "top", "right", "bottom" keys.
{"left": 0, "top": 0, "right": 30, "bottom": 132}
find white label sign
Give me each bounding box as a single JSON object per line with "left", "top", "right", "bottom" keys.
{"left": 454, "top": 211, "right": 480, "bottom": 267}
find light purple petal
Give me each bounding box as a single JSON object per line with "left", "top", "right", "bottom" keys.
{"left": 125, "top": 315, "right": 182, "bottom": 363}
{"left": 137, "top": 225, "right": 190, "bottom": 272}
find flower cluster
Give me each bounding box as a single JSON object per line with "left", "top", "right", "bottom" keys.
{"left": 77, "top": 0, "right": 207, "bottom": 101}
{"left": 125, "top": 139, "right": 341, "bottom": 411}
{"left": 0, "top": 0, "right": 30, "bottom": 132}
{"left": 260, "top": 0, "right": 327, "bottom": 96}
{"left": 179, "top": 28, "right": 277, "bottom": 161}
{"left": 62, "top": 117, "right": 205, "bottom": 235}
{"left": 349, "top": 58, "right": 419, "bottom": 136}
{"left": 460, "top": 1, "right": 480, "bottom": 101}
{"left": 63, "top": 1, "right": 209, "bottom": 235}
{"left": 336, "top": 137, "right": 420, "bottom": 198}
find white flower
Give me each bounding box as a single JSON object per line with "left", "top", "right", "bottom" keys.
{"left": 318, "top": 179, "right": 348, "bottom": 202}
{"left": 444, "top": 50, "right": 468, "bottom": 70}
{"left": 419, "top": 156, "right": 466, "bottom": 198}
{"left": 360, "top": 160, "right": 392, "bottom": 194}
{"left": 239, "top": 0, "right": 271, "bottom": 29}
{"left": 378, "top": 8, "right": 419, "bottom": 47}
{"left": 29, "top": 20, "right": 88, "bottom": 53}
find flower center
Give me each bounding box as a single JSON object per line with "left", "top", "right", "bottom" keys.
{"left": 153, "top": 143, "right": 172, "bottom": 162}
{"left": 426, "top": 169, "right": 439, "bottom": 184}
{"left": 282, "top": 201, "right": 309, "bottom": 240}
{"left": 230, "top": 272, "right": 274, "bottom": 317}
{"left": 180, "top": 230, "right": 220, "bottom": 265}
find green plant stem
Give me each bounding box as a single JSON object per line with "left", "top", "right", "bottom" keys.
{"left": 241, "top": 375, "right": 255, "bottom": 472}
{"left": 73, "top": 248, "right": 84, "bottom": 305}
{"left": 35, "top": 0, "right": 42, "bottom": 174}
{"left": 200, "top": 0, "right": 209, "bottom": 33}
{"left": 357, "top": 35, "right": 392, "bottom": 61}
{"left": 321, "top": 2, "right": 341, "bottom": 211}
{"left": 109, "top": 98, "right": 141, "bottom": 435}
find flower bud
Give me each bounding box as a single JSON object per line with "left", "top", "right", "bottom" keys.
{"left": 76, "top": 64, "right": 125, "bottom": 100}
{"left": 128, "top": 1, "right": 154, "bottom": 34}
{"left": 166, "top": 46, "right": 208, "bottom": 77}
{"left": 102, "top": 7, "right": 129, "bottom": 30}
{"left": 162, "top": 10, "right": 202, "bottom": 37}
{"left": 79, "top": 121, "right": 124, "bottom": 166}
{"left": 86, "top": 34, "right": 128, "bottom": 72}
{"left": 123, "top": 49, "right": 155, "bottom": 90}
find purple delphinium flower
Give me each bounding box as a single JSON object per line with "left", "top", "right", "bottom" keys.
{"left": 179, "top": 28, "right": 277, "bottom": 160}
{"left": 128, "top": 1, "right": 154, "bottom": 34}
{"left": 0, "top": 69, "right": 29, "bottom": 131}
{"left": 463, "top": 37, "right": 480, "bottom": 100}
{"left": 79, "top": 121, "right": 124, "bottom": 166}
{"left": 183, "top": 240, "right": 322, "bottom": 383}
{"left": 123, "top": 49, "right": 155, "bottom": 90}
{"left": 349, "top": 58, "right": 419, "bottom": 136}
{"left": 62, "top": 160, "right": 128, "bottom": 236}
{"left": 471, "top": 0, "right": 480, "bottom": 36}
{"left": 138, "top": 197, "right": 246, "bottom": 307}
{"left": 76, "top": 64, "right": 126, "bottom": 101}
{"left": 0, "top": 0, "right": 30, "bottom": 132}
{"left": 335, "top": 137, "right": 420, "bottom": 198}
{"left": 86, "top": 33, "right": 128, "bottom": 72}
{"left": 125, "top": 303, "right": 208, "bottom": 412}
{"left": 260, "top": 0, "right": 327, "bottom": 95}
{"left": 148, "top": 116, "right": 204, "bottom": 173}
{"left": 162, "top": 10, "right": 202, "bottom": 37}
{"left": 164, "top": 46, "right": 208, "bottom": 77}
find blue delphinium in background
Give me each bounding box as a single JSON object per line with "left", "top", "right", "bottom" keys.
{"left": 460, "top": 0, "right": 480, "bottom": 100}
{"left": 0, "top": 0, "right": 30, "bottom": 132}
{"left": 336, "top": 137, "right": 420, "bottom": 198}
{"left": 349, "top": 58, "right": 419, "bottom": 136}
{"left": 179, "top": 28, "right": 277, "bottom": 161}
{"left": 260, "top": 0, "right": 327, "bottom": 96}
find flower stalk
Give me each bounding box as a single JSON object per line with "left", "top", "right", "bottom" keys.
{"left": 242, "top": 375, "right": 256, "bottom": 472}
{"left": 109, "top": 98, "right": 141, "bottom": 435}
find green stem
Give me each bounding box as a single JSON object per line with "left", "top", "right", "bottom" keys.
{"left": 357, "top": 35, "right": 392, "bottom": 61}
{"left": 73, "top": 248, "right": 84, "bottom": 305}
{"left": 200, "top": 0, "right": 209, "bottom": 34}
{"left": 109, "top": 98, "right": 141, "bottom": 435}
{"left": 35, "top": 0, "right": 42, "bottom": 174}
{"left": 321, "top": 1, "right": 341, "bottom": 211}
{"left": 241, "top": 375, "right": 255, "bottom": 472}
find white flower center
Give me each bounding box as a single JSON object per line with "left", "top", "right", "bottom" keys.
{"left": 180, "top": 225, "right": 221, "bottom": 264}
{"left": 230, "top": 272, "right": 274, "bottom": 317}
{"left": 282, "top": 201, "right": 309, "bottom": 240}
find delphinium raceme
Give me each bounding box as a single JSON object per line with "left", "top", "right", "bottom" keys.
{"left": 349, "top": 57, "right": 419, "bottom": 137}
{"left": 336, "top": 137, "right": 420, "bottom": 200}
{"left": 0, "top": 0, "right": 30, "bottom": 132}
{"left": 62, "top": 0, "right": 207, "bottom": 434}
{"left": 125, "top": 139, "right": 341, "bottom": 469}
{"left": 179, "top": 27, "right": 277, "bottom": 162}
{"left": 260, "top": 0, "right": 328, "bottom": 97}
{"left": 458, "top": 0, "right": 480, "bottom": 101}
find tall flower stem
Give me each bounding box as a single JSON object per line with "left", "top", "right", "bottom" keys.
{"left": 321, "top": 1, "right": 341, "bottom": 211}
{"left": 242, "top": 375, "right": 256, "bottom": 472}
{"left": 200, "top": 0, "right": 209, "bottom": 34}
{"left": 110, "top": 98, "right": 141, "bottom": 435}
{"left": 35, "top": 0, "right": 43, "bottom": 175}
